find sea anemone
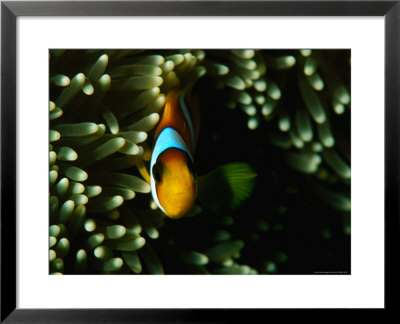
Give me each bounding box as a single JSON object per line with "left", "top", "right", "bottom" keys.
{"left": 49, "top": 49, "right": 350, "bottom": 274}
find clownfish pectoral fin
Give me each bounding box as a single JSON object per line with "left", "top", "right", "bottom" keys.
{"left": 184, "top": 204, "right": 203, "bottom": 218}
{"left": 137, "top": 159, "right": 151, "bottom": 184}
{"left": 197, "top": 162, "right": 258, "bottom": 212}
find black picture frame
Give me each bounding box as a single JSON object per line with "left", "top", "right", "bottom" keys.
{"left": 1, "top": 0, "right": 398, "bottom": 322}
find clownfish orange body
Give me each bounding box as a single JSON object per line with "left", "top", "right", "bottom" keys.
{"left": 150, "top": 89, "right": 201, "bottom": 219}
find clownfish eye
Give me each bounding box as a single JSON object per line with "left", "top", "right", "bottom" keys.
{"left": 187, "top": 157, "right": 197, "bottom": 179}
{"left": 152, "top": 162, "right": 163, "bottom": 183}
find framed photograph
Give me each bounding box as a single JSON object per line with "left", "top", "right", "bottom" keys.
{"left": 1, "top": 0, "right": 397, "bottom": 321}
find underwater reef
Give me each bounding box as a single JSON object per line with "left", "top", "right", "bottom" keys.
{"left": 49, "top": 49, "right": 350, "bottom": 275}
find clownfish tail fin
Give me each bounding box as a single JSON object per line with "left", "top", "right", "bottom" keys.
{"left": 197, "top": 162, "right": 257, "bottom": 212}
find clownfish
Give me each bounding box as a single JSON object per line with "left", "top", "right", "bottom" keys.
{"left": 150, "top": 87, "right": 257, "bottom": 219}
{"left": 150, "top": 88, "right": 200, "bottom": 219}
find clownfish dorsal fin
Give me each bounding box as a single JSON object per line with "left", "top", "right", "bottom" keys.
{"left": 153, "top": 86, "right": 200, "bottom": 154}
{"left": 179, "top": 89, "right": 197, "bottom": 151}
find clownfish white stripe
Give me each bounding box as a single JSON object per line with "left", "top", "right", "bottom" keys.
{"left": 150, "top": 127, "right": 193, "bottom": 168}
{"left": 179, "top": 90, "right": 196, "bottom": 150}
